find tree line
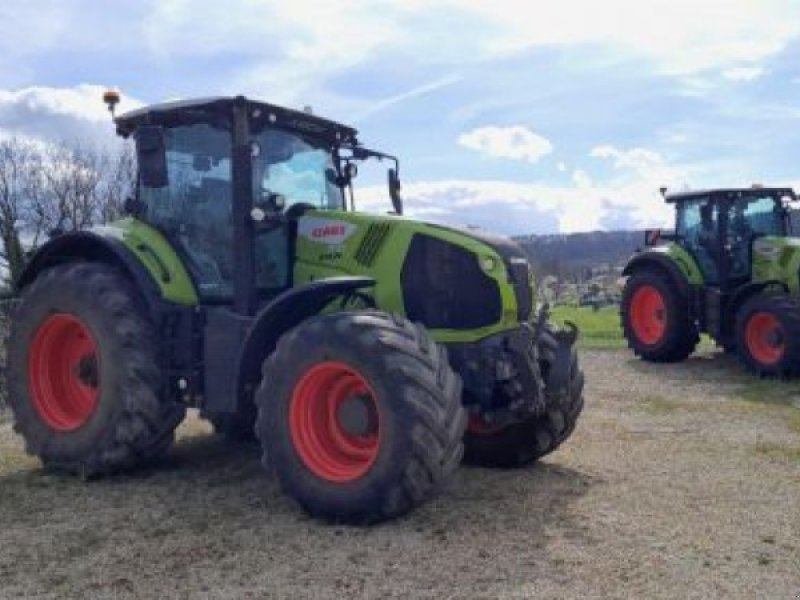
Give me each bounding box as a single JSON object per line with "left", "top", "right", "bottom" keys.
{"left": 0, "top": 137, "right": 135, "bottom": 288}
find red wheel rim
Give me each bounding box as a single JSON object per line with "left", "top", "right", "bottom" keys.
{"left": 630, "top": 285, "right": 667, "bottom": 345}
{"left": 467, "top": 414, "right": 505, "bottom": 436}
{"left": 745, "top": 312, "right": 784, "bottom": 365}
{"left": 289, "top": 362, "right": 381, "bottom": 483}
{"left": 28, "top": 314, "right": 100, "bottom": 431}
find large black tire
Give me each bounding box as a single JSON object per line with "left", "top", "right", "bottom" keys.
{"left": 255, "top": 311, "right": 466, "bottom": 524}
{"left": 734, "top": 293, "right": 800, "bottom": 378}
{"left": 7, "top": 263, "right": 185, "bottom": 476}
{"left": 463, "top": 325, "right": 585, "bottom": 467}
{"left": 620, "top": 269, "right": 699, "bottom": 362}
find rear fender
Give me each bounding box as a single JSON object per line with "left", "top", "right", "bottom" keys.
{"left": 622, "top": 251, "right": 691, "bottom": 297}
{"left": 15, "top": 231, "right": 163, "bottom": 313}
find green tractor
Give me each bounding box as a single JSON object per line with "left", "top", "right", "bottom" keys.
{"left": 7, "top": 94, "right": 583, "bottom": 523}
{"left": 620, "top": 186, "right": 800, "bottom": 376}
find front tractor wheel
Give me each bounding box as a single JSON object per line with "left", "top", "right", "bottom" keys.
{"left": 255, "top": 311, "right": 466, "bottom": 523}
{"left": 463, "top": 325, "right": 585, "bottom": 468}
{"left": 620, "top": 270, "right": 698, "bottom": 362}
{"left": 7, "top": 263, "right": 185, "bottom": 476}
{"left": 735, "top": 293, "right": 800, "bottom": 377}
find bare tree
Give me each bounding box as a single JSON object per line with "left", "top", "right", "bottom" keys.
{"left": 0, "top": 138, "right": 36, "bottom": 284}
{"left": 0, "top": 138, "right": 136, "bottom": 287}
{"left": 101, "top": 143, "right": 136, "bottom": 222}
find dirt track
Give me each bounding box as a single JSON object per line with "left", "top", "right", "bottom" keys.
{"left": 1, "top": 349, "right": 799, "bottom": 599}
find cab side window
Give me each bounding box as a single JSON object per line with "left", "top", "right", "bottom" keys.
{"left": 677, "top": 197, "right": 719, "bottom": 284}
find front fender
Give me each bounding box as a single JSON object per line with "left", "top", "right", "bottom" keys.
{"left": 232, "top": 276, "right": 376, "bottom": 409}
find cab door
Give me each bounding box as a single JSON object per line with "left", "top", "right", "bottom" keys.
{"left": 676, "top": 197, "right": 721, "bottom": 285}
{"left": 139, "top": 123, "right": 236, "bottom": 300}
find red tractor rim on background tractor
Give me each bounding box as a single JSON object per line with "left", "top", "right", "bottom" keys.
{"left": 630, "top": 285, "right": 667, "bottom": 345}
{"left": 745, "top": 312, "right": 785, "bottom": 365}
{"left": 289, "top": 361, "right": 381, "bottom": 483}
{"left": 28, "top": 313, "right": 100, "bottom": 431}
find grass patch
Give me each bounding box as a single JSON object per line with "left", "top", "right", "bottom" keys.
{"left": 549, "top": 305, "right": 718, "bottom": 351}
{"left": 735, "top": 379, "right": 800, "bottom": 408}
{"left": 752, "top": 441, "right": 800, "bottom": 462}
{"left": 789, "top": 412, "right": 800, "bottom": 435}
{"left": 639, "top": 395, "right": 713, "bottom": 416}
{"left": 550, "top": 305, "right": 625, "bottom": 349}
{"left": 640, "top": 395, "right": 681, "bottom": 416}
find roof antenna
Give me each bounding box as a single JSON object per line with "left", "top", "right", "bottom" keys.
{"left": 659, "top": 186, "right": 668, "bottom": 197}
{"left": 102, "top": 88, "right": 121, "bottom": 119}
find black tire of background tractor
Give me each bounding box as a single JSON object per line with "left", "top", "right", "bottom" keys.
{"left": 463, "top": 325, "right": 585, "bottom": 468}
{"left": 734, "top": 293, "right": 800, "bottom": 378}
{"left": 255, "top": 311, "right": 466, "bottom": 524}
{"left": 7, "top": 263, "right": 185, "bottom": 476}
{"left": 202, "top": 406, "right": 257, "bottom": 442}
{"left": 620, "top": 270, "right": 699, "bottom": 362}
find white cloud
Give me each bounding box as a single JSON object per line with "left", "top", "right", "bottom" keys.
{"left": 137, "top": 0, "right": 800, "bottom": 108}
{"left": 451, "top": 0, "right": 800, "bottom": 75}
{"left": 458, "top": 126, "right": 553, "bottom": 163}
{"left": 352, "top": 74, "right": 462, "bottom": 123}
{"left": 349, "top": 143, "right": 694, "bottom": 235}
{"left": 356, "top": 173, "right": 681, "bottom": 235}
{"left": 722, "top": 66, "right": 765, "bottom": 82}
{"left": 0, "top": 84, "right": 143, "bottom": 147}
{"left": 590, "top": 145, "right": 676, "bottom": 180}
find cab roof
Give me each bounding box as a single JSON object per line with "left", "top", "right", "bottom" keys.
{"left": 114, "top": 96, "right": 359, "bottom": 145}
{"left": 664, "top": 187, "right": 796, "bottom": 203}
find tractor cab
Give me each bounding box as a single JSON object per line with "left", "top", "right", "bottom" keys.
{"left": 657, "top": 187, "right": 795, "bottom": 290}
{"left": 113, "top": 96, "right": 401, "bottom": 312}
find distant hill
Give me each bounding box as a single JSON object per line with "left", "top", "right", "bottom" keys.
{"left": 513, "top": 230, "right": 643, "bottom": 280}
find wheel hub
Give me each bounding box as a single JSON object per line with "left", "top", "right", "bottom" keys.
{"left": 75, "top": 354, "right": 99, "bottom": 387}
{"left": 336, "top": 394, "right": 375, "bottom": 437}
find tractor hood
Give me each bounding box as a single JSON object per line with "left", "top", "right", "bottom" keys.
{"left": 427, "top": 223, "right": 530, "bottom": 265}
{"left": 293, "top": 210, "right": 534, "bottom": 341}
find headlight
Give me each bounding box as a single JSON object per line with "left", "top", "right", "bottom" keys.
{"left": 480, "top": 255, "right": 498, "bottom": 273}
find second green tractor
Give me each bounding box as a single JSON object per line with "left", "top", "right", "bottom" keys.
{"left": 621, "top": 186, "right": 800, "bottom": 376}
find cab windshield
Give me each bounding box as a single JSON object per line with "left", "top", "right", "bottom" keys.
{"left": 252, "top": 128, "right": 343, "bottom": 211}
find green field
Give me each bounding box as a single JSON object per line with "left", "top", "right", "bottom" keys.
{"left": 550, "top": 305, "right": 625, "bottom": 348}
{"left": 550, "top": 304, "right": 720, "bottom": 351}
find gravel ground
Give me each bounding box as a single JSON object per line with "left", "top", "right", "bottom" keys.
{"left": 0, "top": 349, "right": 798, "bottom": 599}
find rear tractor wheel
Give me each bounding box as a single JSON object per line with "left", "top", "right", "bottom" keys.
{"left": 7, "top": 263, "right": 185, "bottom": 476}
{"left": 735, "top": 293, "right": 800, "bottom": 377}
{"left": 255, "top": 311, "right": 466, "bottom": 523}
{"left": 620, "top": 270, "right": 698, "bottom": 362}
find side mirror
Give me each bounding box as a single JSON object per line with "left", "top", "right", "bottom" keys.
{"left": 388, "top": 168, "right": 403, "bottom": 215}
{"left": 135, "top": 125, "right": 168, "bottom": 188}
{"left": 644, "top": 229, "right": 661, "bottom": 246}
{"left": 644, "top": 228, "right": 676, "bottom": 246}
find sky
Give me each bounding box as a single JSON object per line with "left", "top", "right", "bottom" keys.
{"left": 1, "top": 0, "right": 800, "bottom": 235}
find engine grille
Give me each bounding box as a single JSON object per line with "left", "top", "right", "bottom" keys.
{"left": 506, "top": 258, "right": 532, "bottom": 321}
{"left": 354, "top": 223, "right": 392, "bottom": 267}
{"left": 401, "top": 234, "right": 502, "bottom": 329}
